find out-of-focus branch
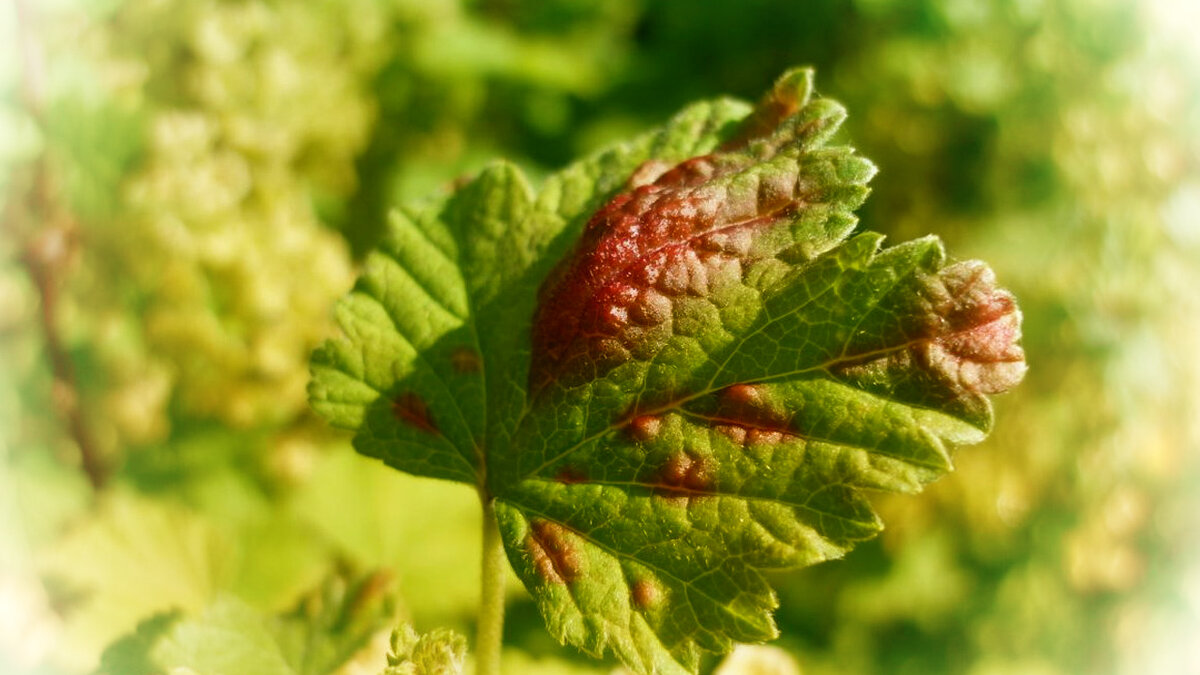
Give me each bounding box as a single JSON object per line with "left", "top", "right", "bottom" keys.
{"left": 8, "top": 0, "right": 106, "bottom": 490}
{"left": 14, "top": 0, "right": 44, "bottom": 117}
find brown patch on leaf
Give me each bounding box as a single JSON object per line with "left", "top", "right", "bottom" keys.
{"left": 528, "top": 69, "right": 842, "bottom": 394}
{"left": 719, "top": 383, "right": 793, "bottom": 428}
{"left": 449, "top": 173, "right": 474, "bottom": 191}
{"left": 722, "top": 383, "right": 764, "bottom": 408}
{"left": 697, "top": 384, "right": 796, "bottom": 445}
{"left": 527, "top": 519, "right": 583, "bottom": 584}
{"left": 713, "top": 421, "right": 789, "bottom": 447}
{"left": 924, "top": 262, "right": 1026, "bottom": 394}
{"left": 631, "top": 579, "right": 662, "bottom": 610}
{"left": 554, "top": 466, "right": 587, "bottom": 484}
{"left": 715, "top": 424, "right": 748, "bottom": 445}
{"left": 450, "top": 347, "right": 482, "bottom": 373}
{"left": 391, "top": 392, "right": 439, "bottom": 435}
{"left": 628, "top": 415, "right": 663, "bottom": 442}
{"left": 655, "top": 452, "right": 714, "bottom": 505}
{"left": 746, "top": 429, "right": 786, "bottom": 445}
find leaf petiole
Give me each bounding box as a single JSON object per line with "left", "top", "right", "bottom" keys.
{"left": 476, "top": 493, "right": 507, "bottom": 675}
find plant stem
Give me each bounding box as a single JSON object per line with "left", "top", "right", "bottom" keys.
{"left": 10, "top": 0, "right": 106, "bottom": 491}
{"left": 476, "top": 494, "right": 506, "bottom": 675}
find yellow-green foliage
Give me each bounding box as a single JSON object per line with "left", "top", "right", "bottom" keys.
{"left": 1, "top": 1, "right": 1197, "bottom": 674}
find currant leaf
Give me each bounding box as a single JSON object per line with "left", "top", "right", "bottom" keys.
{"left": 309, "top": 68, "right": 1025, "bottom": 674}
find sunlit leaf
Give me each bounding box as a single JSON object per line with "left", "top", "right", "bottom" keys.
{"left": 309, "top": 67, "right": 1025, "bottom": 673}
{"left": 100, "top": 574, "right": 398, "bottom": 675}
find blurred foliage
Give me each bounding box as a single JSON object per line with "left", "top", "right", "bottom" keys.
{"left": 1, "top": 0, "right": 1198, "bottom": 674}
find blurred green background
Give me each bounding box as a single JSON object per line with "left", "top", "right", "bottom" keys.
{"left": 2, "top": 0, "right": 1198, "bottom": 673}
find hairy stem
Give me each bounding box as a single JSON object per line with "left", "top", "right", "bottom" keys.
{"left": 477, "top": 494, "right": 506, "bottom": 675}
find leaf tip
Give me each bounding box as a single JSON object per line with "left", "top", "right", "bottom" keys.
{"left": 720, "top": 67, "right": 817, "bottom": 151}
{"left": 923, "top": 260, "right": 1027, "bottom": 396}
{"left": 773, "top": 67, "right": 816, "bottom": 107}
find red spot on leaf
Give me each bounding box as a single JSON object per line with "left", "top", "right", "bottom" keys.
{"left": 528, "top": 91, "right": 832, "bottom": 392}
{"left": 746, "top": 429, "right": 786, "bottom": 445}
{"left": 450, "top": 347, "right": 482, "bottom": 373}
{"left": 628, "top": 415, "right": 663, "bottom": 442}
{"left": 715, "top": 424, "right": 748, "bottom": 445}
{"left": 699, "top": 384, "right": 796, "bottom": 446}
{"left": 391, "top": 392, "right": 439, "bottom": 435}
{"left": 655, "top": 452, "right": 714, "bottom": 504}
{"left": 723, "top": 383, "right": 764, "bottom": 408}
{"left": 922, "top": 262, "right": 1026, "bottom": 394}
{"left": 661, "top": 452, "right": 693, "bottom": 486}
{"left": 631, "top": 579, "right": 662, "bottom": 610}
{"left": 829, "top": 261, "right": 1025, "bottom": 417}
{"left": 554, "top": 466, "right": 587, "bottom": 484}
{"left": 527, "top": 519, "right": 582, "bottom": 584}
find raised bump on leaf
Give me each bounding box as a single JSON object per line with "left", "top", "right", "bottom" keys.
{"left": 656, "top": 451, "right": 715, "bottom": 496}
{"left": 628, "top": 415, "right": 664, "bottom": 442}
{"left": 631, "top": 579, "right": 663, "bottom": 610}
{"left": 527, "top": 519, "right": 583, "bottom": 584}
{"left": 714, "top": 383, "right": 793, "bottom": 437}
{"left": 529, "top": 69, "right": 872, "bottom": 393}
{"left": 920, "top": 261, "right": 1025, "bottom": 394}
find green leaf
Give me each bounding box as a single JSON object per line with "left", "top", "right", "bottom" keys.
{"left": 112, "top": 574, "right": 399, "bottom": 675}
{"left": 291, "top": 444, "right": 512, "bottom": 623}
{"left": 309, "top": 67, "right": 1026, "bottom": 674}
{"left": 97, "top": 611, "right": 183, "bottom": 675}
{"left": 39, "top": 491, "right": 234, "bottom": 667}
{"left": 43, "top": 95, "right": 145, "bottom": 221}
{"left": 153, "top": 595, "right": 296, "bottom": 675}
